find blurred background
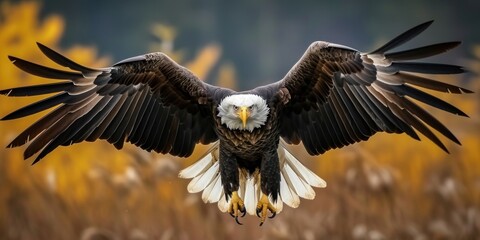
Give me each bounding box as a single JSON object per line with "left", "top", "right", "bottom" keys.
{"left": 0, "top": 1, "right": 479, "bottom": 239}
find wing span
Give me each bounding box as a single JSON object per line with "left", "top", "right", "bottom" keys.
{"left": 0, "top": 43, "right": 224, "bottom": 163}
{"left": 277, "top": 21, "right": 472, "bottom": 155}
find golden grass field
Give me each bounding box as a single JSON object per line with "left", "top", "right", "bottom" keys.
{"left": 0, "top": 2, "right": 479, "bottom": 239}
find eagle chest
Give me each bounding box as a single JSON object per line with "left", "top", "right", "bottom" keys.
{"left": 215, "top": 109, "right": 279, "bottom": 154}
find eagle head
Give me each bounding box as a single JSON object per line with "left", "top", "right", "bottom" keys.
{"left": 217, "top": 94, "right": 269, "bottom": 132}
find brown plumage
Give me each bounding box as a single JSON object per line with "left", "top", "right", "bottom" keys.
{"left": 0, "top": 20, "right": 472, "bottom": 225}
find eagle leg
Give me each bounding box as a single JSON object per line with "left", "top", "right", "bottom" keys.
{"left": 256, "top": 193, "right": 277, "bottom": 226}
{"left": 228, "top": 191, "right": 246, "bottom": 225}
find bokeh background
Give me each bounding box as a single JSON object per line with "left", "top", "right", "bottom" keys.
{"left": 0, "top": 1, "right": 479, "bottom": 239}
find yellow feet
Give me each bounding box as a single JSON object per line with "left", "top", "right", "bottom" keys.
{"left": 256, "top": 193, "right": 277, "bottom": 226}
{"left": 228, "top": 191, "right": 246, "bottom": 225}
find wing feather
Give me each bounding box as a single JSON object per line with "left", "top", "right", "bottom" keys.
{"left": 36, "top": 42, "right": 100, "bottom": 74}
{"left": 276, "top": 21, "right": 470, "bottom": 155}
{"left": 385, "top": 42, "right": 461, "bottom": 61}
{"left": 0, "top": 82, "right": 74, "bottom": 96}
{"left": 368, "top": 20, "right": 433, "bottom": 54}
{"left": 1, "top": 44, "right": 226, "bottom": 163}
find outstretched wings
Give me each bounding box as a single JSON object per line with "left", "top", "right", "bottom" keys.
{"left": 0, "top": 43, "right": 230, "bottom": 163}
{"left": 0, "top": 21, "right": 472, "bottom": 164}
{"left": 277, "top": 20, "right": 472, "bottom": 155}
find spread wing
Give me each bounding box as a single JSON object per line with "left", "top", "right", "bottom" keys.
{"left": 277, "top": 20, "right": 472, "bottom": 155}
{"left": 0, "top": 43, "right": 231, "bottom": 164}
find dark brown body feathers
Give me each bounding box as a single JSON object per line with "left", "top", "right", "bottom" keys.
{"left": 0, "top": 21, "right": 471, "bottom": 201}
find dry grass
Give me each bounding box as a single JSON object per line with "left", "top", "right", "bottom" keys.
{"left": 0, "top": 2, "right": 479, "bottom": 240}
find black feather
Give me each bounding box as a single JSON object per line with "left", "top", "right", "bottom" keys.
{"left": 150, "top": 107, "right": 170, "bottom": 152}
{"left": 87, "top": 96, "right": 124, "bottom": 141}
{"left": 390, "top": 104, "right": 449, "bottom": 153}
{"left": 153, "top": 106, "right": 174, "bottom": 151}
{"left": 1, "top": 92, "right": 69, "bottom": 120}
{"left": 32, "top": 98, "right": 113, "bottom": 164}
{"left": 342, "top": 84, "right": 379, "bottom": 136}
{"left": 393, "top": 72, "right": 472, "bottom": 94}
{"left": 401, "top": 97, "right": 461, "bottom": 145}
{"left": 101, "top": 94, "right": 130, "bottom": 141}
{"left": 6, "top": 105, "right": 68, "bottom": 148}
{"left": 71, "top": 96, "right": 115, "bottom": 142}
{"left": 369, "top": 20, "right": 434, "bottom": 54}
{"left": 385, "top": 42, "right": 461, "bottom": 61}
{"left": 391, "top": 62, "right": 465, "bottom": 74}
{"left": 322, "top": 103, "right": 345, "bottom": 148}
{"left": 108, "top": 94, "right": 139, "bottom": 147}
{"left": 129, "top": 94, "right": 155, "bottom": 144}
{"left": 380, "top": 83, "right": 468, "bottom": 116}
{"left": 80, "top": 96, "right": 119, "bottom": 142}
{"left": 0, "top": 82, "right": 73, "bottom": 96}
{"left": 171, "top": 119, "right": 187, "bottom": 156}
{"left": 33, "top": 110, "right": 93, "bottom": 164}
{"left": 124, "top": 90, "right": 149, "bottom": 139}
{"left": 138, "top": 98, "right": 161, "bottom": 150}
{"left": 8, "top": 56, "right": 83, "bottom": 80}
{"left": 36, "top": 42, "right": 100, "bottom": 75}
{"left": 161, "top": 116, "right": 179, "bottom": 154}
{"left": 356, "top": 86, "right": 403, "bottom": 134}
{"left": 329, "top": 89, "right": 359, "bottom": 144}
{"left": 334, "top": 86, "right": 371, "bottom": 139}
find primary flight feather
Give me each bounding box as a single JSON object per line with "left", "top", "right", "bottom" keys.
{"left": 0, "top": 20, "right": 472, "bottom": 225}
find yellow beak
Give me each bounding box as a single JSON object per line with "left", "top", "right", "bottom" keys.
{"left": 238, "top": 106, "right": 250, "bottom": 128}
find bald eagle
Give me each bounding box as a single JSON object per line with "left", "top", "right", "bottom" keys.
{"left": 0, "top": 21, "right": 472, "bottom": 225}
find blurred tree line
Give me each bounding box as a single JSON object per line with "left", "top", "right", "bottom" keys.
{"left": 39, "top": 0, "right": 479, "bottom": 89}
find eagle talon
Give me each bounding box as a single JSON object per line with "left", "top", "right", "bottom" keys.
{"left": 256, "top": 193, "right": 277, "bottom": 226}
{"left": 240, "top": 207, "right": 246, "bottom": 217}
{"left": 228, "top": 191, "right": 245, "bottom": 225}
{"left": 230, "top": 212, "right": 243, "bottom": 225}
{"left": 235, "top": 216, "right": 242, "bottom": 225}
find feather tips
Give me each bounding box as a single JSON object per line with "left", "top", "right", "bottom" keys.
{"left": 1, "top": 43, "right": 220, "bottom": 163}
{"left": 279, "top": 20, "right": 470, "bottom": 156}
{"left": 369, "top": 20, "right": 434, "bottom": 54}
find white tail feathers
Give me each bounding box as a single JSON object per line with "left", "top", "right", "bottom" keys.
{"left": 201, "top": 173, "right": 223, "bottom": 203}
{"left": 179, "top": 143, "right": 219, "bottom": 179}
{"left": 243, "top": 176, "right": 258, "bottom": 215}
{"left": 280, "top": 144, "right": 327, "bottom": 188}
{"left": 178, "top": 140, "right": 326, "bottom": 215}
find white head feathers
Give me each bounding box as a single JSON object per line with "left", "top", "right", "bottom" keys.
{"left": 217, "top": 94, "right": 269, "bottom": 132}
